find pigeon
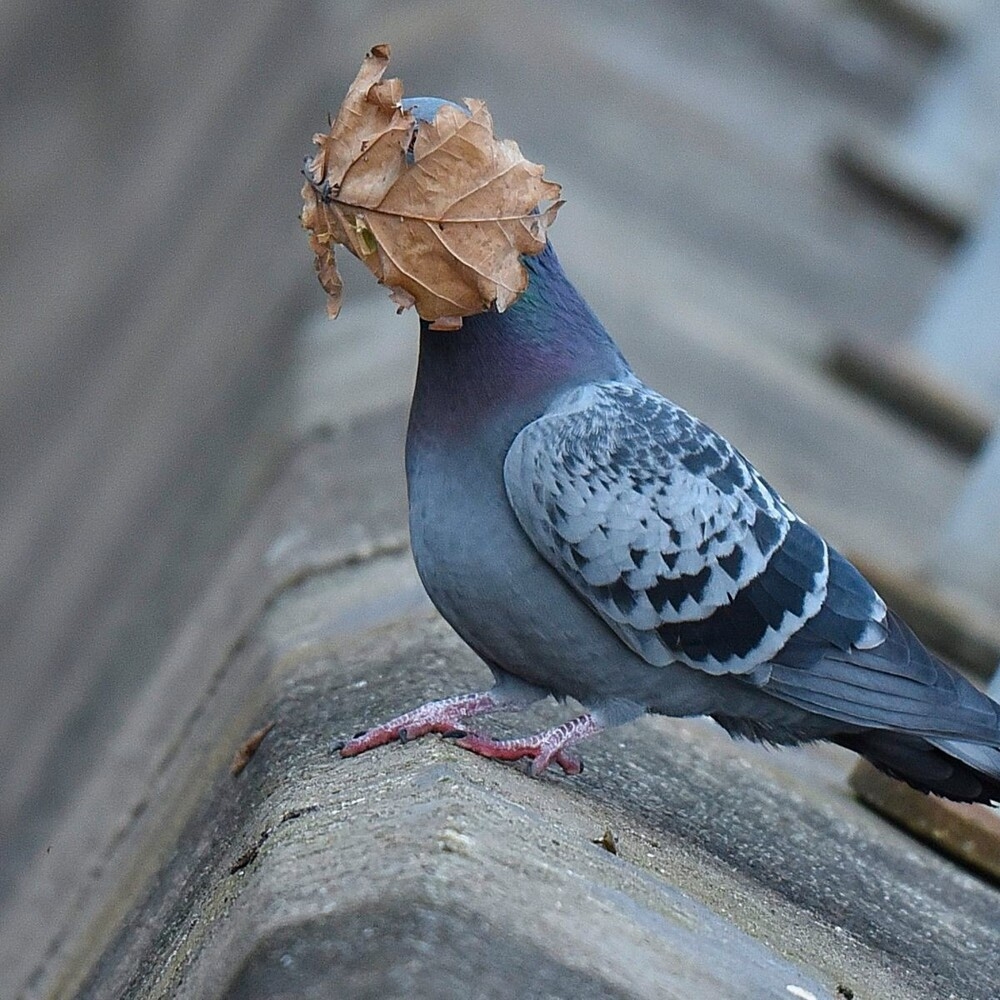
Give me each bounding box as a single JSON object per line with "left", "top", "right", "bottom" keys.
{"left": 339, "top": 98, "right": 1000, "bottom": 804}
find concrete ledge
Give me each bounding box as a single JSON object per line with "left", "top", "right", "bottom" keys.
{"left": 825, "top": 335, "right": 993, "bottom": 457}
{"left": 850, "top": 0, "right": 971, "bottom": 46}
{"left": 851, "top": 760, "right": 1000, "bottom": 884}
{"left": 1, "top": 404, "right": 414, "bottom": 1000}
{"left": 9, "top": 6, "right": 998, "bottom": 999}
{"left": 7, "top": 395, "right": 999, "bottom": 999}
{"left": 830, "top": 128, "right": 972, "bottom": 242}
{"left": 10, "top": 290, "right": 997, "bottom": 1000}
{"left": 135, "top": 610, "right": 843, "bottom": 1000}
{"left": 62, "top": 609, "right": 1000, "bottom": 999}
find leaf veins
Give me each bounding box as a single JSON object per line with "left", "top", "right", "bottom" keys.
{"left": 300, "top": 43, "right": 563, "bottom": 329}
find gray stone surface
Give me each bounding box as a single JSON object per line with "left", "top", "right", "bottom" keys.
{"left": 1, "top": 406, "right": 414, "bottom": 1000}
{"left": 5, "top": 1, "right": 999, "bottom": 998}
{"left": 38, "top": 569, "right": 1000, "bottom": 1000}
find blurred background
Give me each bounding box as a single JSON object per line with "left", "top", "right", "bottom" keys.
{"left": 4, "top": 0, "right": 1000, "bottom": 989}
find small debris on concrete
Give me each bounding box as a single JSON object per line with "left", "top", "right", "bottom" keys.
{"left": 230, "top": 721, "right": 276, "bottom": 775}
{"left": 229, "top": 842, "right": 262, "bottom": 874}
{"left": 593, "top": 828, "right": 618, "bottom": 855}
{"left": 279, "top": 805, "right": 320, "bottom": 824}
{"left": 786, "top": 985, "right": 817, "bottom": 1000}
{"left": 228, "top": 805, "right": 320, "bottom": 874}
{"left": 439, "top": 828, "right": 475, "bottom": 856}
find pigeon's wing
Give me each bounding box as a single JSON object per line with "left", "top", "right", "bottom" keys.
{"left": 504, "top": 380, "right": 885, "bottom": 678}
{"left": 766, "top": 599, "right": 1000, "bottom": 739}
{"left": 505, "top": 380, "right": 1000, "bottom": 742}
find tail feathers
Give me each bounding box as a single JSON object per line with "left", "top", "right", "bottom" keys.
{"left": 837, "top": 730, "right": 1000, "bottom": 805}
{"left": 929, "top": 737, "right": 1000, "bottom": 800}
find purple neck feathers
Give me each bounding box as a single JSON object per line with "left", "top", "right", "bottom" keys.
{"left": 408, "top": 243, "right": 629, "bottom": 446}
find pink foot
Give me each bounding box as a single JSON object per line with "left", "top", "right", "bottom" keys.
{"left": 450, "top": 713, "right": 602, "bottom": 776}
{"left": 339, "top": 691, "right": 510, "bottom": 758}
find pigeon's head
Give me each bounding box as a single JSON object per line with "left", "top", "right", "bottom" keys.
{"left": 401, "top": 96, "right": 468, "bottom": 122}
{"left": 401, "top": 97, "right": 470, "bottom": 163}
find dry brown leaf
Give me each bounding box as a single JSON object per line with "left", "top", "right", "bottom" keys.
{"left": 230, "top": 720, "right": 276, "bottom": 776}
{"left": 300, "top": 43, "right": 563, "bottom": 329}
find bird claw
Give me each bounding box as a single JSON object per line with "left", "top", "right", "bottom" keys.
{"left": 338, "top": 716, "right": 454, "bottom": 757}
{"left": 338, "top": 691, "right": 508, "bottom": 759}
{"left": 449, "top": 730, "right": 585, "bottom": 776}
{"left": 338, "top": 698, "right": 600, "bottom": 779}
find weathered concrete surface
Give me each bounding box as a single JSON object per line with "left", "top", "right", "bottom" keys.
{"left": 46, "top": 590, "right": 1000, "bottom": 1000}
{"left": 0, "top": 405, "right": 413, "bottom": 1000}
{"left": 6, "top": 1, "right": 1000, "bottom": 998}
{"left": 67, "top": 609, "right": 844, "bottom": 1000}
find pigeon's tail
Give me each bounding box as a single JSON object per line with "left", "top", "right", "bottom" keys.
{"left": 835, "top": 729, "right": 1000, "bottom": 804}
{"left": 759, "top": 604, "right": 1000, "bottom": 804}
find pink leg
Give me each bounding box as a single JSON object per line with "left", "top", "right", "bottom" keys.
{"left": 338, "top": 690, "right": 517, "bottom": 758}
{"left": 450, "top": 713, "right": 603, "bottom": 776}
